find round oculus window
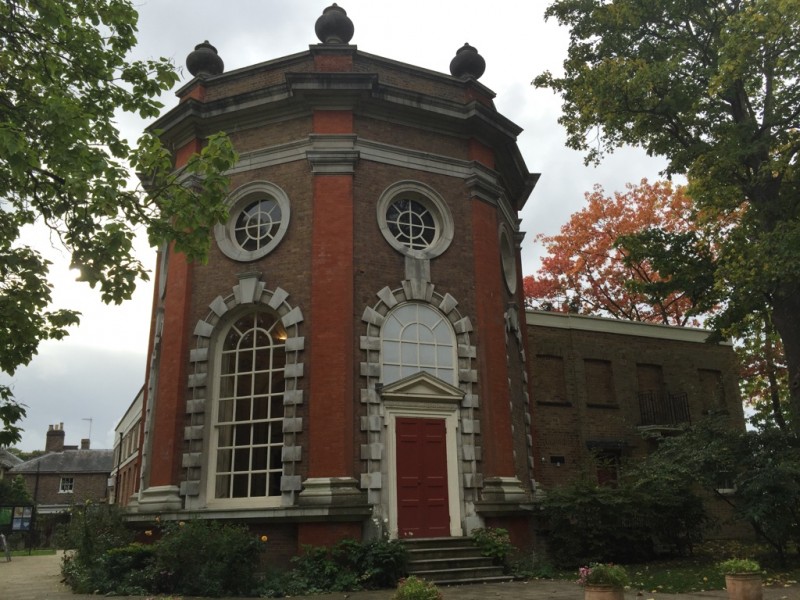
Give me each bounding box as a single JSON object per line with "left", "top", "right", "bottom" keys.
{"left": 215, "top": 182, "right": 291, "bottom": 262}
{"left": 386, "top": 197, "right": 437, "bottom": 251}
{"left": 234, "top": 198, "right": 283, "bottom": 252}
{"left": 377, "top": 181, "right": 453, "bottom": 259}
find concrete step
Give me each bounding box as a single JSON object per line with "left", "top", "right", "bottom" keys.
{"left": 400, "top": 537, "right": 512, "bottom": 586}
{"left": 409, "top": 565, "right": 511, "bottom": 584}
{"left": 407, "top": 555, "right": 495, "bottom": 572}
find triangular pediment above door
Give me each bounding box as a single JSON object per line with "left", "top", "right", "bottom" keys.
{"left": 379, "top": 371, "right": 464, "bottom": 403}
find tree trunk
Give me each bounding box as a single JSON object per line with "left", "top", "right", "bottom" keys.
{"left": 763, "top": 317, "right": 787, "bottom": 430}
{"left": 770, "top": 288, "right": 800, "bottom": 438}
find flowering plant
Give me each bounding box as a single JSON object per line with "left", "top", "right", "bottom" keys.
{"left": 576, "top": 563, "right": 629, "bottom": 588}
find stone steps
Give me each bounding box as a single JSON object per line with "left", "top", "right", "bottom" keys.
{"left": 402, "top": 537, "right": 513, "bottom": 585}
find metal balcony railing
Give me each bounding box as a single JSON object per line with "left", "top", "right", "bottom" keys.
{"left": 638, "top": 390, "right": 690, "bottom": 427}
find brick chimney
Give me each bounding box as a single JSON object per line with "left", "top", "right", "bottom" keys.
{"left": 45, "top": 423, "right": 65, "bottom": 453}
{"left": 80, "top": 438, "right": 90, "bottom": 450}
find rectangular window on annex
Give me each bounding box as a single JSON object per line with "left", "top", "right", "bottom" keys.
{"left": 533, "top": 354, "right": 568, "bottom": 405}
{"left": 59, "top": 477, "right": 74, "bottom": 493}
{"left": 698, "top": 369, "right": 726, "bottom": 410}
{"left": 584, "top": 359, "right": 616, "bottom": 406}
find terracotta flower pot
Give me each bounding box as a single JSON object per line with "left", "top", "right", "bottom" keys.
{"left": 584, "top": 584, "right": 625, "bottom": 600}
{"left": 725, "top": 573, "right": 762, "bottom": 600}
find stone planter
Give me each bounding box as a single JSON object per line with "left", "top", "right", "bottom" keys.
{"left": 725, "top": 573, "right": 762, "bottom": 600}
{"left": 584, "top": 584, "right": 625, "bottom": 600}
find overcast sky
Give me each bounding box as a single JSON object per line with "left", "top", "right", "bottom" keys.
{"left": 4, "top": 1, "right": 669, "bottom": 452}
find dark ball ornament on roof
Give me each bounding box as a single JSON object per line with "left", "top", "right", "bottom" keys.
{"left": 186, "top": 41, "right": 224, "bottom": 78}
{"left": 449, "top": 43, "right": 486, "bottom": 79}
{"left": 315, "top": 3, "right": 354, "bottom": 44}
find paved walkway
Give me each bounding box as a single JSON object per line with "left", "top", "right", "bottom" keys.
{"left": 1, "top": 553, "right": 797, "bottom": 600}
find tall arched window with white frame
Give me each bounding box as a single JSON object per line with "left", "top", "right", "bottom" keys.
{"left": 209, "top": 309, "right": 286, "bottom": 504}
{"left": 380, "top": 303, "right": 457, "bottom": 386}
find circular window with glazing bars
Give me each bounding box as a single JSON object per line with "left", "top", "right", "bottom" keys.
{"left": 377, "top": 181, "right": 453, "bottom": 259}
{"left": 215, "top": 182, "right": 291, "bottom": 262}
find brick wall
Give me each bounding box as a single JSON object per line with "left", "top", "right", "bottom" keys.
{"left": 526, "top": 313, "right": 744, "bottom": 489}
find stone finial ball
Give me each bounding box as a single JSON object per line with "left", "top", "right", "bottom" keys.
{"left": 315, "top": 3, "right": 354, "bottom": 44}
{"left": 186, "top": 41, "right": 224, "bottom": 78}
{"left": 449, "top": 43, "right": 486, "bottom": 79}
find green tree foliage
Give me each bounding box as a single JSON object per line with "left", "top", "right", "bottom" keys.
{"left": 0, "top": 0, "right": 237, "bottom": 444}
{"left": 642, "top": 419, "right": 800, "bottom": 563}
{"left": 535, "top": 0, "right": 800, "bottom": 434}
{"left": 0, "top": 474, "right": 32, "bottom": 504}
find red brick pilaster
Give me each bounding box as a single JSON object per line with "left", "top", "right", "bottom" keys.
{"left": 472, "top": 200, "right": 516, "bottom": 478}
{"left": 307, "top": 174, "right": 355, "bottom": 477}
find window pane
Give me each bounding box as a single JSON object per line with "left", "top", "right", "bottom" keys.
{"left": 252, "top": 447, "right": 268, "bottom": 470}
{"left": 269, "top": 471, "right": 282, "bottom": 496}
{"left": 253, "top": 423, "right": 269, "bottom": 445}
{"left": 236, "top": 374, "right": 253, "bottom": 396}
{"left": 234, "top": 448, "right": 250, "bottom": 471}
{"left": 216, "top": 449, "right": 232, "bottom": 471}
{"left": 419, "top": 344, "right": 437, "bottom": 364}
{"left": 215, "top": 474, "right": 231, "bottom": 498}
{"left": 383, "top": 341, "right": 400, "bottom": 362}
{"left": 218, "top": 425, "right": 233, "bottom": 447}
{"left": 218, "top": 399, "right": 234, "bottom": 422}
{"left": 401, "top": 343, "right": 418, "bottom": 363}
{"left": 232, "top": 474, "right": 248, "bottom": 497}
{"left": 235, "top": 398, "right": 251, "bottom": 421}
{"left": 251, "top": 473, "right": 267, "bottom": 497}
{"left": 436, "top": 346, "right": 453, "bottom": 367}
{"left": 253, "top": 398, "right": 268, "bottom": 420}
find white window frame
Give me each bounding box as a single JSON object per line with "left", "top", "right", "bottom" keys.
{"left": 59, "top": 477, "right": 74, "bottom": 494}
{"left": 206, "top": 309, "right": 286, "bottom": 509}
{"left": 380, "top": 303, "right": 458, "bottom": 386}
{"left": 377, "top": 181, "right": 454, "bottom": 260}
{"left": 215, "top": 181, "right": 291, "bottom": 262}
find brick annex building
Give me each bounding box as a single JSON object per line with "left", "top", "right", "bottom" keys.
{"left": 123, "top": 5, "right": 743, "bottom": 557}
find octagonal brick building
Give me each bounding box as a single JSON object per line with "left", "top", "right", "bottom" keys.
{"left": 130, "top": 5, "right": 539, "bottom": 555}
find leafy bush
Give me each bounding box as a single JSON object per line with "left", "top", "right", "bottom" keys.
{"left": 577, "top": 562, "right": 630, "bottom": 587}
{"left": 147, "top": 520, "right": 262, "bottom": 597}
{"left": 539, "top": 474, "right": 706, "bottom": 566}
{"left": 59, "top": 504, "right": 135, "bottom": 593}
{"left": 283, "top": 538, "right": 408, "bottom": 593}
{"left": 393, "top": 576, "right": 443, "bottom": 600}
{"left": 471, "top": 527, "right": 514, "bottom": 569}
{"left": 61, "top": 516, "right": 262, "bottom": 597}
{"left": 718, "top": 558, "right": 761, "bottom": 574}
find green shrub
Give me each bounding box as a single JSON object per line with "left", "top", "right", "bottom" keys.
{"left": 471, "top": 527, "right": 514, "bottom": 569}
{"left": 147, "top": 520, "right": 261, "bottom": 597}
{"left": 393, "top": 576, "right": 443, "bottom": 600}
{"left": 539, "top": 476, "right": 706, "bottom": 566}
{"left": 718, "top": 558, "right": 761, "bottom": 574}
{"left": 285, "top": 538, "right": 408, "bottom": 593}
{"left": 59, "top": 504, "right": 135, "bottom": 593}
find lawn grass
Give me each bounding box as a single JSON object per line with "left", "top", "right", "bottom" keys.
{"left": 10, "top": 548, "right": 57, "bottom": 557}
{"left": 547, "top": 541, "right": 800, "bottom": 594}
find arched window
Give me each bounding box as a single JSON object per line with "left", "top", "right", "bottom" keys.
{"left": 210, "top": 310, "right": 286, "bottom": 502}
{"left": 381, "top": 303, "right": 457, "bottom": 385}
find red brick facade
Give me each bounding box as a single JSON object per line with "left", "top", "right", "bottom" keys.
{"left": 123, "top": 8, "right": 744, "bottom": 562}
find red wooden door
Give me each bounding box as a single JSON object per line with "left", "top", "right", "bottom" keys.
{"left": 396, "top": 417, "right": 449, "bottom": 538}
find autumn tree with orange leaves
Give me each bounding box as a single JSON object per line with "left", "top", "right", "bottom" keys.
{"left": 525, "top": 179, "right": 716, "bottom": 326}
